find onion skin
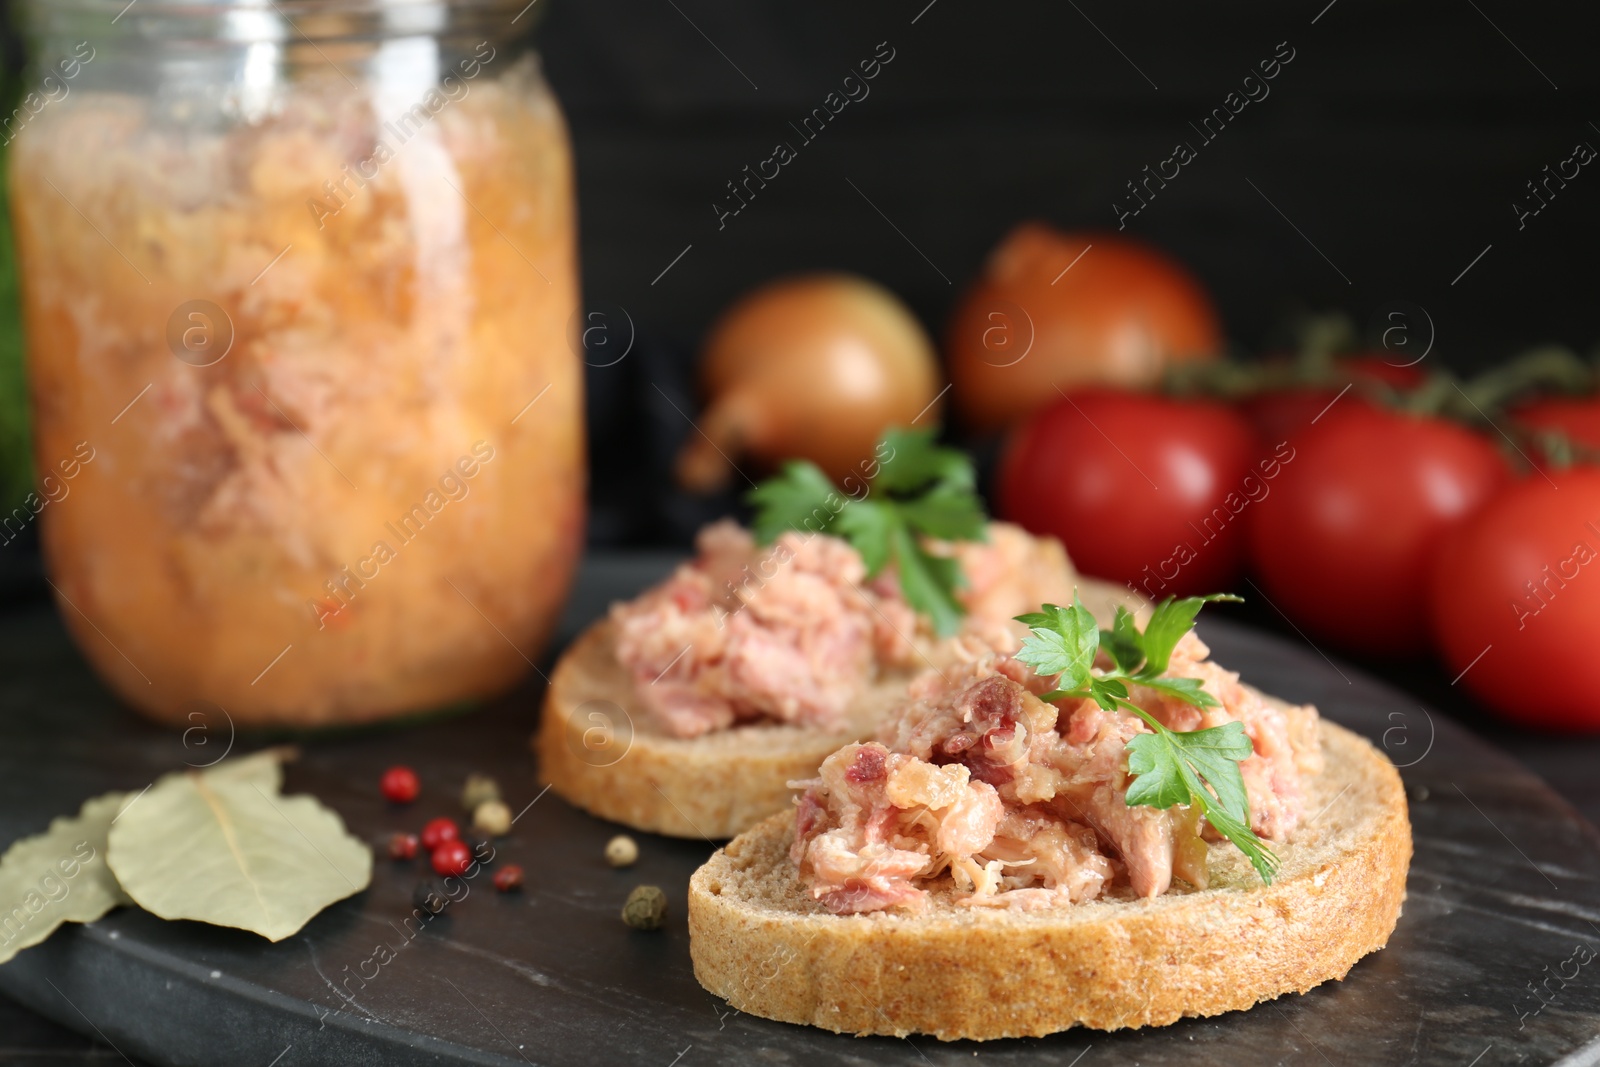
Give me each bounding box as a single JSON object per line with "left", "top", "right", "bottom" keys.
{"left": 947, "top": 223, "right": 1222, "bottom": 434}
{"left": 677, "top": 274, "right": 941, "bottom": 492}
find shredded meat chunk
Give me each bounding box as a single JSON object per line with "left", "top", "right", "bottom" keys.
{"left": 611, "top": 520, "right": 1075, "bottom": 738}
{"left": 792, "top": 644, "right": 1321, "bottom": 912}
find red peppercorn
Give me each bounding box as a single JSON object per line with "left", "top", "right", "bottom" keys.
{"left": 431, "top": 840, "right": 473, "bottom": 878}
{"left": 380, "top": 766, "right": 420, "bottom": 804}
{"left": 387, "top": 832, "right": 419, "bottom": 861}
{"left": 420, "top": 817, "right": 459, "bottom": 851}
{"left": 493, "top": 864, "right": 524, "bottom": 892}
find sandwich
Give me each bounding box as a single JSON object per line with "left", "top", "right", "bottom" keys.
{"left": 688, "top": 594, "right": 1412, "bottom": 1038}
{"left": 536, "top": 428, "right": 1141, "bottom": 838}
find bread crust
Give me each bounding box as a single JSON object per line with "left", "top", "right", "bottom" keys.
{"left": 535, "top": 620, "right": 906, "bottom": 838}
{"left": 687, "top": 715, "right": 1412, "bottom": 1039}
{"left": 535, "top": 578, "right": 1145, "bottom": 839}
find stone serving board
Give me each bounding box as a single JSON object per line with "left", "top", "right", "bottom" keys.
{"left": 0, "top": 554, "right": 1597, "bottom": 1066}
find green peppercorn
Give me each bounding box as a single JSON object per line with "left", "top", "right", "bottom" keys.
{"left": 622, "top": 885, "right": 667, "bottom": 931}
{"left": 461, "top": 773, "right": 501, "bottom": 813}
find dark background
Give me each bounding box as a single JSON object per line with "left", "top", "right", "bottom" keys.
{"left": 547, "top": 0, "right": 1600, "bottom": 366}
{"left": 3, "top": 0, "right": 1600, "bottom": 1059}
{"left": 552, "top": 0, "right": 1600, "bottom": 545}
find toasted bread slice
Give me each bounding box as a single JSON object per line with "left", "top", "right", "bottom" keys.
{"left": 535, "top": 620, "right": 911, "bottom": 838}
{"left": 687, "top": 712, "right": 1411, "bottom": 1039}
{"left": 535, "top": 578, "right": 1143, "bottom": 839}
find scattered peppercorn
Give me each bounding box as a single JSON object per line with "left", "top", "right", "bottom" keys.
{"left": 605, "top": 835, "right": 638, "bottom": 868}
{"left": 461, "top": 773, "right": 501, "bottom": 812}
{"left": 387, "top": 832, "right": 419, "bottom": 861}
{"left": 431, "top": 839, "right": 473, "bottom": 878}
{"left": 493, "top": 864, "right": 525, "bottom": 892}
{"left": 622, "top": 885, "right": 667, "bottom": 931}
{"left": 380, "top": 765, "right": 420, "bottom": 804}
{"left": 413, "top": 881, "right": 447, "bottom": 914}
{"left": 472, "top": 799, "right": 512, "bottom": 837}
{"left": 420, "top": 816, "right": 460, "bottom": 851}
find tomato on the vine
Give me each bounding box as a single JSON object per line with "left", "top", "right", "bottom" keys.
{"left": 1245, "top": 404, "right": 1508, "bottom": 656}
{"left": 1430, "top": 468, "right": 1600, "bottom": 730}
{"left": 1237, "top": 355, "right": 1427, "bottom": 444}
{"left": 997, "top": 389, "right": 1260, "bottom": 598}
{"left": 1511, "top": 394, "right": 1600, "bottom": 463}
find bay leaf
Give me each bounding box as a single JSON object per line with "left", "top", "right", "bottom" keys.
{"left": 0, "top": 791, "right": 133, "bottom": 965}
{"left": 198, "top": 747, "right": 287, "bottom": 792}
{"left": 108, "top": 751, "right": 371, "bottom": 942}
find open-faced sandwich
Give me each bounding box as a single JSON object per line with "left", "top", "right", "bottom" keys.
{"left": 688, "top": 594, "right": 1412, "bottom": 1039}
{"left": 536, "top": 428, "right": 1142, "bottom": 838}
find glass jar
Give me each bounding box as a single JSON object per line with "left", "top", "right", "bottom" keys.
{"left": 9, "top": 0, "right": 584, "bottom": 726}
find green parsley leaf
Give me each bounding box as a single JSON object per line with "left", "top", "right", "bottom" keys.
{"left": 831, "top": 498, "right": 895, "bottom": 577}
{"left": 746, "top": 460, "right": 840, "bottom": 543}
{"left": 1124, "top": 712, "right": 1279, "bottom": 884}
{"left": 895, "top": 483, "right": 988, "bottom": 542}
{"left": 1015, "top": 598, "right": 1099, "bottom": 689}
{"left": 746, "top": 425, "right": 987, "bottom": 634}
{"left": 889, "top": 522, "right": 965, "bottom": 636}
{"left": 1014, "top": 589, "right": 1277, "bottom": 884}
{"left": 874, "top": 426, "right": 975, "bottom": 495}
{"left": 1100, "top": 605, "right": 1145, "bottom": 674}
{"left": 1120, "top": 729, "right": 1194, "bottom": 810}
{"left": 1132, "top": 675, "right": 1222, "bottom": 710}
{"left": 1139, "top": 594, "right": 1243, "bottom": 676}
{"left": 1088, "top": 675, "right": 1128, "bottom": 711}
{"left": 1190, "top": 793, "right": 1280, "bottom": 883}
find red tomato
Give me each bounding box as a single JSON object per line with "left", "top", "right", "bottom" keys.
{"left": 1247, "top": 406, "right": 1508, "bottom": 656}
{"left": 1512, "top": 395, "right": 1600, "bottom": 460}
{"left": 1238, "top": 387, "right": 1354, "bottom": 447}
{"left": 1239, "top": 355, "right": 1427, "bottom": 445}
{"left": 1342, "top": 355, "right": 1428, "bottom": 391}
{"left": 997, "top": 390, "right": 1260, "bottom": 598}
{"left": 1430, "top": 469, "right": 1600, "bottom": 730}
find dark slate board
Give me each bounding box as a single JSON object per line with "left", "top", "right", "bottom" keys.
{"left": 1, "top": 553, "right": 1599, "bottom": 1067}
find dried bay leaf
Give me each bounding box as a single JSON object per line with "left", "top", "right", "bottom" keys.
{"left": 0, "top": 791, "right": 133, "bottom": 965}
{"left": 108, "top": 751, "right": 371, "bottom": 942}
{"left": 197, "top": 747, "right": 288, "bottom": 792}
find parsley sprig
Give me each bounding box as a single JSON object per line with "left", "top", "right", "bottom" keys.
{"left": 1014, "top": 593, "right": 1280, "bottom": 885}
{"left": 747, "top": 427, "right": 986, "bottom": 636}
